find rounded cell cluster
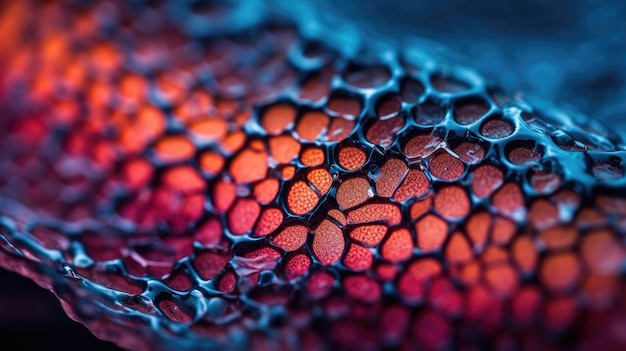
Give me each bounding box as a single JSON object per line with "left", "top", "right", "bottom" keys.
{"left": 1, "top": 1, "right": 626, "bottom": 351}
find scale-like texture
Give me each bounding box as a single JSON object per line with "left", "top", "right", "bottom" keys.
{"left": 0, "top": 1, "right": 625, "bottom": 350}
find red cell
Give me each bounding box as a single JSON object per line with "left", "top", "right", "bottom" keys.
{"left": 429, "top": 150, "right": 465, "bottom": 181}
{"left": 433, "top": 186, "right": 470, "bottom": 220}
{"left": 376, "top": 159, "right": 408, "bottom": 197}
{"left": 336, "top": 177, "right": 370, "bottom": 210}
{"left": 312, "top": 219, "right": 345, "bottom": 265}
{"left": 227, "top": 199, "right": 261, "bottom": 235}
{"left": 271, "top": 225, "right": 308, "bottom": 251}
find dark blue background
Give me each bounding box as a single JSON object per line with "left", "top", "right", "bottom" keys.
{"left": 320, "top": 0, "right": 626, "bottom": 136}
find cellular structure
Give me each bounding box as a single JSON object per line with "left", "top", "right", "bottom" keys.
{"left": 0, "top": 1, "right": 625, "bottom": 351}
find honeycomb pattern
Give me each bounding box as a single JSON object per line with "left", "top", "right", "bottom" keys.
{"left": 0, "top": 1, "right": 626, "bottom": 351}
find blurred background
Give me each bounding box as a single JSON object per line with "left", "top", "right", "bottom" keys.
{"left": 1, "top": 0, "right": 625, "bottom": 350}
{"left": 319, "top": 0, "right": 626, "bottom": 135}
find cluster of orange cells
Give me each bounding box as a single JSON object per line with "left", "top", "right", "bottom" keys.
{"left": 0, "top": 1, "right": 625, "bottom": 351}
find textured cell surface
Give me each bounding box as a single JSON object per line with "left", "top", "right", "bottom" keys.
{"left": 1, "top": 1, "right": 626, "bottom": 351}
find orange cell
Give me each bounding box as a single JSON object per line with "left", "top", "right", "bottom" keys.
{"left": 538, "top": 225, "right": 578, "bottom": 250}
{"left": 347, "top": 203, "right": 402, "bottom": 225}
{"left": 155, "top": 72, "right": 188, "bottom": 104}
{"left": 253, "top": 178, "right": 280, "bottom": 204}
{"left": 415, "top": 214, "right": 448, "bottom": 252}
{"left": 466, "top": 211, "right": 491, "bottom": 250}
{"left": 119, "top": 73, "right": 146, "bottom": 102}
{"left": 381, "top": 228, "right": 413, "bottom": 262}
{"left": 213, "top": 178, "right": 236, "bottom": 213}
{"left": 484, "top": 263, "right": 519, "bottom": 298}
{"left": 491, "top": 182, "right": 526, "bottom": 220}
{"left": 300, "top": 147, "right": 325, "bottom": 167}
{"left": 219, "top": 131, "right": 247, "bottom": 155}
{"left": 540, "top": 253, "right": 581, "bottom": 292}
{"left": 188, "top": 118, "right": 228, "bottom": 141}
{"left": 471, "top": 164, "right": 503, "bottom": 198}
{"left": 445, "top": 232, "right": 473, "bottom": 264}
{"left": 154, "top": 135, "right": 195, "bottom": 163}
{"left": 162, "top": 166, "right": 205, "bottom": 193}
{"left": 491, "top": 216, "right": 517, "bottom": 246}
{"left": 454, "top": 142, "right": 485, "bottom": 164}
{"left": 254, "top": 208, "right": 284, "bottom": 237}
{"left": 122, "top": 158, "right": 153, "bottom": 190}
{"left": 307, "top": 168, "right": 333, "bottom": 195}
{"left": 174, "top": 90, "right": 213, "bottom": 122}
{"left": 229, "top": 147, "right": 269, "bottom": 183}
{"left": 376, "top": 159, "right": 408, "bottom": 197}
{"left": 349, "top": 225, "right": 388, "bottom": 246}
{"left": 398, "top": 258, "right": 442, "bottom": 302}
{"left": 296, "top": 111, "right": 329, "bottom": 141}
{"left": 269, "top": 134, "right": 301, "bottom": 164}
{"left": 403, "top": 134, "right": 445, "bottom": 159}
{"left": 336, "top": 177, "right": 371, "bottom": 210}
{"left": 227, "top": 199, "right": 261, "bottom": 235}
{"left": 409, "top": 197, "right": 432, "bottom": 220}
{"left": 287, "top": 181, "right": 319, "bottom": 215}
{"left": 198, "top": 151, "right": 225, "bottom": 176}
{"left": 512, "top": 235, "right": 537, "bottom": 274}
{"left": 581, "top": 229, "right": 624, "bottom": 275}
{"left": 280, "top": 165, "right": 296, "bottom": 180}
{"left": 261, "top": 103, "right": 296, "bottom": 134}
{"left": 433, "top": 186, "right": 470, "bottom": 220}
{"left": 393, "top": 168, "right": 430, "bottom": 203}
{"left": 327, "top": 209, "right": 347, "bottom": 226}
{"left": 343, "top": 244, "right": 373, "bottom": 271}
{"left": 135, "top": 105, "right": 166, "bottom": 140}
{"left": 428, "top": 150, "right": 465, "bottom": 181}
{"left": 450, "top": 260, "right": 481, "bottom": 286}
{"left": 271, "top": 225, "right": 308, "bottom": 251}
{"left": 338, "top": 146, "right": 367, "bottom": 170}
{"left": 312, "top": 219, "right": 345, "bottom": 265}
